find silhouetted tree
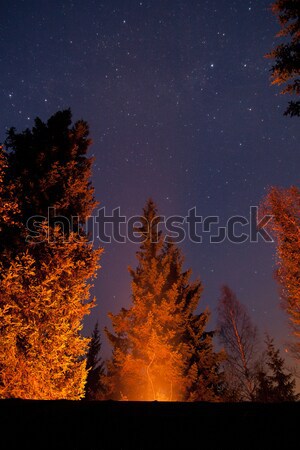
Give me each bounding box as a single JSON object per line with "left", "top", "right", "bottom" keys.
{"left": 217, "top": 285, "right": 258, "bottom": 401}
{"left": 106, "top": 199, "right": 224, "bottom": 401}
{"left": 0, "top": 110, "right": 102, "bottom": 399}
{"left": 261, "top": 186, "right": 300, "bottom": 359}
{"left": 266, "top": 0, "right": 300, "bottom": 116}
{"left": 85, "top": 322, "right": 106, "bottom": 400}
{"left": 5, "top": 109, "right": 97, "bottom": 226}
{"left": 255, "top": 335, "right": 299, "bottom": 402}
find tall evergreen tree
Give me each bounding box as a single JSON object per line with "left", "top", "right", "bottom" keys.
{"left": 255, "top": 335, "right": 299, "bottom": 402}
{"left": 85, "top": 322, "right": 106, "bottom": 400}
{"left": 266, "top": 0, "right": 300, "bottom": 116}
{"left": 0, "top": 110, "right": 102, "bottom": 399}
{"left": 262, "top": 186, "right": 300, "bottom": 359}
{"left": 106, "top": 199, "right": 224, "bottom": 401}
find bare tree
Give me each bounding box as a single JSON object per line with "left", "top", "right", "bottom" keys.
{"left": 217, "top": 285, "right": 259, "bottom": 401}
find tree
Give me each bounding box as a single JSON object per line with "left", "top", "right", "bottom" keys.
{"left": 255, "top": 335, "right": 299, "bottom": 402}
{"left": 0, "top": 146, "right": 20, "bottom": 257}
{"left": 85, "top": 322, "right": 106, "bottom": 400}
{"left": 217, "top": 285, "right": 258, "bottom": 401}
{"left": 0, "top": 228, "right": 98, "bottom": 399}
{"left": 5, "top": 109, "right": 96, "bottom": 225}
{"left": 261, "top": 186, "right": 300, "bottom": 359}
{"left": 266, "top": 0, "right": 300, "bottom": 116}
{"left": 106, "top": 199, "right": 224, "bottom": 401}
{"left": 0, "top": 110, "right": 102, "bottom": 399}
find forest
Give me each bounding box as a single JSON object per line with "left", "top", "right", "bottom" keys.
{"left": 0, "top": 0, "right": 299, "bottom": 448}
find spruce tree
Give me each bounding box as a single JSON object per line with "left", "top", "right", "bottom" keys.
{"left": 255, "top": 369, "right": 275, "bottom": 403}
{"left": 262, "top": 186, "right": 300, "bottom": 359}
{"left": 255, "top": 336, "right": 299, "bottom": 402}
{"left": 106, "top": 199, "right": 224, "bottom": 401}
{"left": 266, "top": 0, "right": 300, "bottom": 116}
{"left": 5, "top": 109, "right": 96, "bottom": 225}
{"left": 85, "top": 322, "right": 106, "bottom": 400}
{"left": 0, "top": 110, "right": 101, "bottom": 399}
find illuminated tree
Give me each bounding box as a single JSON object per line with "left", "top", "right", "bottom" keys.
{"left": 266, "top": 0, "right": 300, "bottom": 116}
{"left": 255, "top": 335, "right": 299, "bottom": 402}
{"left": 262, "top": 186, "right": 300, "bottom": 359}
{"left": 217, "top": 285, "right": 258, "bottom": 401}
{"left": 85, "top": 322, "right": 106, "bottom": 400}
{"left": 0, "top": 146, "right": 20, "bottom": 257}
{"left": 0, "top": 227, "right": 99, "bottom": 399}
{"left": 106, "top": 200, "right": 224, "bottom": 401}
{"left": 0, "top": 111, "right": 101, "bottom": 399}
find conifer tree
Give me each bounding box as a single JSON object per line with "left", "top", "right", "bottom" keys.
{"left": 266, "top": 0, "right": 300, "bottom": 116}
{"left": 262, "top": 186, "right": 300, "bottom": 359}
{"left": 85, "top": 322, "right": 106, "bottom": 400}
{"left": 0, "top": 110, "right": 101, "bottom": 399}
{"left": 106, "top": 199, "right": 224, "bottom": 401}
{"left": 255, "top": 335, "right": 299, "bottom": 402}
{"left": 5, "top": 109, "right": 96, "bottom": 225}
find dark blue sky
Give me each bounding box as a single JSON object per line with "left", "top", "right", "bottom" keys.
{"left": 1, "top": 0, "right": 299, "bottom": 359}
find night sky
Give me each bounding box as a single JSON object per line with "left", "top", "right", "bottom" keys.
{"left": 1, "top": 0, "right": 299, "bottom": 360}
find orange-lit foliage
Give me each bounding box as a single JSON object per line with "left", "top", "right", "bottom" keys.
{"left": 262, "top": 186, "right": 300, "bottom": 357}
{"left": 266, "top": 0, "right": 300, "bottom": 116}
{"left": 0, "top": 148, "right": 18, "bottom": 226}
{"left": 0, "top": 148, "right": 20, "bottom": 257}
{"left": 0, "top": 227, "right": 100, "bottom": 399}
{"left": 0, "top": 111, "right": 101, "bottom": 399}
{"left": 106, "top": 200, "right": 224, "bottom": 401}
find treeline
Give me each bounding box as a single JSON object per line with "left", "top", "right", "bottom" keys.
{"left": 85, "top": 200, "right": 299, "bottom": 403}
{"left": 0, "top": 110, "right": 299, "bottom": 402}
{"left": 0, "top": 0, "right": 299, "bottom": 402}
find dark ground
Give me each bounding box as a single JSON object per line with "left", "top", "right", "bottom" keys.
{"left": 0, "top": 400, "right": 298, "bottom": 449}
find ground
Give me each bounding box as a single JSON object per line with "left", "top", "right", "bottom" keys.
{"left": 0, "top": 400, "right": 298, "bottom": 449}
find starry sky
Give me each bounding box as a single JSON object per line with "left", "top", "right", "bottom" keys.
{"left": 1, "top": 0, "right": 299, "bottom": 360}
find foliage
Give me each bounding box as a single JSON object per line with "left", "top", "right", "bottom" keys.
{"left": 0, "top": 111, "right": 101, "bottom": 399}
{"left": 5, "top": 109, "right": 97, "bottom": 224}
{"left": 266, "top": 0, "right": 300, "bottom": 116}
{"left": 106, "top": 199, "right": 224, "bottom": 401}
{"left": 255, "top": 335, "right": 299, "bottom": 402}
{"left": 262, "top": 186, "right": 300, "bottom": 359}
{"left": 0, "top": 147, "right": 20, "bottom": 257}
{"left": 85, "top": 322, "right": 106, "bottom": 400}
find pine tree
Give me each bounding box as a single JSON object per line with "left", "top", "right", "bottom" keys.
{"left": 85, "top": 322, "right": 106, "bottom": 400}
{"left": 106, "top": 199, "right": 224, "bottom": 401}
{"left": 217, "top": 285, "right": 258, "bottom": 401}
{"left": 255, "top": 335, "right": 299, "bottom": 402}
{"left": 0, "top": 110, "right": 102, "bottom": 399}
{"left": 266, "top": 0, "right": 300, "bottom": 116}
{"left": 261, "top": 186, "right": 300, "bottom": 359}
